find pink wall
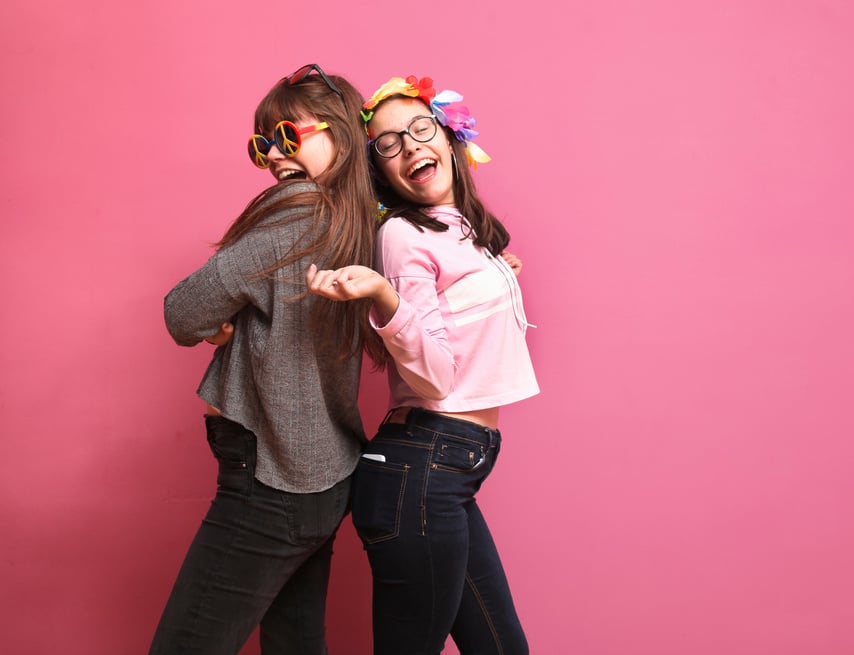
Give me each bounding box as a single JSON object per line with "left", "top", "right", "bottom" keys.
{"left": 2, "top": 1, "right": 852, "bottom": 653}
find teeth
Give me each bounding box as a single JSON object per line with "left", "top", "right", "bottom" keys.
{"left": 407, "top": 159, "right": 436, "bottom": 177}
{"left": 278, "top": 169, "right": 300, "bottom": 181}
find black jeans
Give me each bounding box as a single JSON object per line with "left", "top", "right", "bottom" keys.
{"left": 149, "top": 416, "right": 351, "bottom": 655}
{"left": 352, "top": 408, "right": 528, "bottom": 655}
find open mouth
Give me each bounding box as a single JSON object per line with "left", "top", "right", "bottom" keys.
{"left": 407, "top": 158, "right": 437, "bottom": 181}
{"left": 278, "top": 169, "right": 307, "bottom": 181}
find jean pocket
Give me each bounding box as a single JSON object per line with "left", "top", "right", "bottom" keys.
{"left": 352, "top": 459, "right": 408, "bottom": 544}
{"left": 432, "top": 435, "right": 487, "bottom": 472}
{"left": 206, "top": 425, "right": 255, "bottom": 494}
{"left": 287, "top": 477, "right": 352, "bottom": 546}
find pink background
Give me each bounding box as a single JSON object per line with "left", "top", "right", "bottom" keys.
{"left": 2, "top": 1, "right": 853, "bottom": 653}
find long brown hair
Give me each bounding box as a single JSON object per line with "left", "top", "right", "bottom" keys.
{"left": 367, "top": 96, "right": 511, "bottom": 257}
{"left": 216, "top": 71, "right": 385, "bottom": 363}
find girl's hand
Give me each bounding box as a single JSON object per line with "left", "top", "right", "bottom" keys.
{"left": 305, "top": 264, "right": 383, "bottom": 300}
{"left": 306, "top": 264, "right": 400, "bottom": 324}
{"left": 205, "top": 322, "right": 234, "bottom": 346}
{"left": 501, "top": 251, "right": 523, "bottom": 277}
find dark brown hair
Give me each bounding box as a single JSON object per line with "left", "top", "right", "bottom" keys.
{"left": 217, "top": 71, "right": 385, "bottom": 364}
{"left": 368, "top": 96, "right": 510, "bottom": 257}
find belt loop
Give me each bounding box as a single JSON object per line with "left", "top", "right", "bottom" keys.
{"left": 380, "top": 408, "right": 396, "bottom": 425}
{"left": 486, "top": 427, "right": 499, "bottom": 449}
{"left": 381, "top": 406, "right": 415, "bottom": 426}
{"left": 404, "top": 406, "right": 418, "bottom": 427}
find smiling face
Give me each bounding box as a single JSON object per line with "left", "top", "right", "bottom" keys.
{"left": 264, "top": 115, "right": 336, "bottom": 183}
{"left": 369, "top": 97, "right": 456, "bottom": 207}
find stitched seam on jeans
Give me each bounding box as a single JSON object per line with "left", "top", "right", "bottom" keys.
{"left": 465, "top": 572, "right": 504, "bottom": 655}
{"left": 419, "top": 433, "right": 439, "bottom": 536}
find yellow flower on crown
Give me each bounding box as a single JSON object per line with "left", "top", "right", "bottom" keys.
{"left": 361, "top": 77, "right": 430, "bottom": 122}
{"left": 361, "top": 75, "right": 490, "bottom": 167}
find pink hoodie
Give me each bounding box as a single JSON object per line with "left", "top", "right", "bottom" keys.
{"left": 371, "top": 207, "right": 539, "bottom": 412}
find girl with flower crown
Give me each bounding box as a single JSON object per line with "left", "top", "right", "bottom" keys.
{"left": 307, "top": 75, "right": 539, "bottom": 655}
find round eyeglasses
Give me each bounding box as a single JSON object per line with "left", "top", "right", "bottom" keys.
{"left": 370, "top": 115, "right": 438, "bottom": 158}
{"left": 247, "top": 120, "right": 329, "bottom": 168}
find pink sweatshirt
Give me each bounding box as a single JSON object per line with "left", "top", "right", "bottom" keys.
{"left": 371, "top": 207, "right": 539, "bottom": 412}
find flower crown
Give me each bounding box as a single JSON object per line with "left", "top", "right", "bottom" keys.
{"left": 361, "top": 75, "right": 491, "bottom": 168}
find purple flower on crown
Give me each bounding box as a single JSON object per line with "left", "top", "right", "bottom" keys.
{"left": 440, "top": 105, "right": 480, "bottom": 143}
{"left": 430, "top": 90, "right": 479, "bottom": 142}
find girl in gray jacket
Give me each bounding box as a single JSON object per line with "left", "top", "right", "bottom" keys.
{"left": 150, "top": 64, "right": 382, "bottom": 655}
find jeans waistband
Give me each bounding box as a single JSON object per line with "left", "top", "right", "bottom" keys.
{"left": 381, "top": 407, "right": 501, "bottom": 448}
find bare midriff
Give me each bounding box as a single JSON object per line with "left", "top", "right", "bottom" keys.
{"left": 437, "top": 407, "right": 500, "bottom": 429}
{"left": 386, "top": 406, "right": 500, "bottom": 429}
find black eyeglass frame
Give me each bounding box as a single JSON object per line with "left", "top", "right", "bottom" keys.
{"left": 369, "top": 114, "right": 439, "bottom": 158}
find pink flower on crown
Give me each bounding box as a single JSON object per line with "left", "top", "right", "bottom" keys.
{"left": 438, "top": 105, "right": 480, "bottom": 142}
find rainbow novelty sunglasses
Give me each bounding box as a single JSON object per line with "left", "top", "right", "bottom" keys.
{"left": 247, "top": 63, "right": 343, "bottom": 168}
{"left": 247, "top": 120, "right": 329, "bottom": 168}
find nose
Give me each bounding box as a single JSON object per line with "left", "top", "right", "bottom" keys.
{"left": 265, "top": 144, "right": 286, "bottom": 178}
{"left": 267, "top": 143, "right": 286, "bottom": 162}
{"left": 400, "top": 132, "right": 422, "bottom": 155}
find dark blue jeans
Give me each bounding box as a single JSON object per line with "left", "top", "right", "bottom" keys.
{"left": 149, "top": 416, "right": 351, "bottom": 655}
{"left": 352, "top": 408, "right": 528, "bottom": 655}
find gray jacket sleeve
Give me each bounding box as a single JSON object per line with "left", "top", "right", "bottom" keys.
{"left": 164, "top": 246, "right": 252, "bottom": 347}
{"left": 164, "top": 190, "right": 315, "bottom": 347}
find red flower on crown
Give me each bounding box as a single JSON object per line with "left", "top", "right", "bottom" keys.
{"left": 406, "top": 76, "right": 436, "bottom": 102}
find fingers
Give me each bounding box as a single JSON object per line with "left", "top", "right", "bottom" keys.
{"left": 205, "top": 322, "right": 235, "bottom": 346}
{"left": 306, "top": 266, "right": 339, "bottom": 295}
{"left": 305, "top": 263, "right": 318, "bottom": 285}
{"left": 306, "top": 264, "right": 342, "bottom": 296}
{"left": 305, "top": 265, "right": 355, "bottom": 300}
{"left": 500, "top": 251, "right": 523, "bottom": 277}
{"left": 305, "top": 265, "right": 384, "bottom": 301}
